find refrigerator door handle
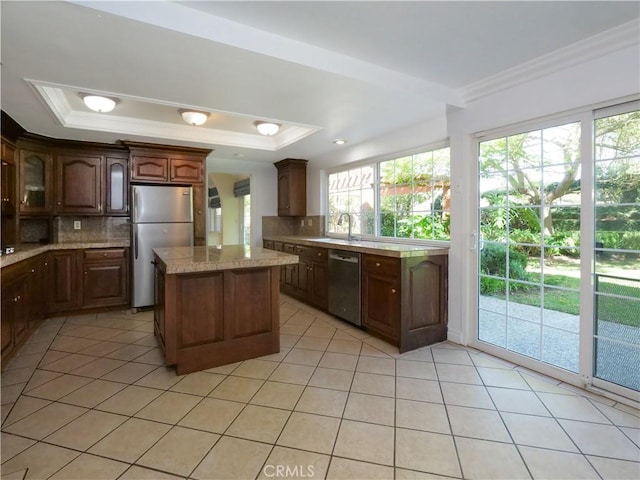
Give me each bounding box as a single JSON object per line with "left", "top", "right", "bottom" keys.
{"left": 132, "top": 186, "right": 138, "bottom": 221}
{"left": 134, "top": 224, "right": 139, "bottom": 259}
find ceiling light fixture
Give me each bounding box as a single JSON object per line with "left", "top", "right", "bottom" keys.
{"left": 333, "top": 139, "right": 348, "bottom": 145}
{"left": 254, "top": 121, "right": 280, "bottom": 136}
{"left": 179, "top": 109, "right": 210, "bottom": 126}
{"left": 81, "top": 94, "right": 118, "bottom": 113}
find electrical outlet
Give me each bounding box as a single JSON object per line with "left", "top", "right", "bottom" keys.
{"left": 73, "top": 220, "right": 81, "bottom": 230}
{"left": 307, "top": 219, "right": 312, "bottom": 226}
{"left": 300, "top": 219, "right": 304, "bottom": 226}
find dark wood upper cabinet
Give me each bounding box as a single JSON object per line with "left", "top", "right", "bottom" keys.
{"left": 1, "top": 137, "right": 18, "bottom": 246}
{"left": 126, "top": 142, "right": 210, "bottom": 185}
{"left": 106, "top": 157, "right": 129, "bottom": 215}
{"left": 55, "top": 154, "right": 102, "bottom": 214}
{"left": 130, "top": 154, "right": 169, "bottom": 182}
{"left": 170, "top": 158, "right": 203, "bottom": 183}
{"left": 130, "top": 155, "right": 203, "bottom": 184}
{"left": 274, "top": 158, "right": 307, "bottom": 217}
{"left": 18, "top": 144, "right": 53, "bottom": 214}
{"left": 1, "top": 139, "right": 16, "bottom": 212}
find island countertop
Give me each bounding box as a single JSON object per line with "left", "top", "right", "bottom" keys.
{"left": 153, "top": 245, "right": 299, "bottom": 274}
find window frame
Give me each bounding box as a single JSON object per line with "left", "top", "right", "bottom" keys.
{"left": 325, "top": 142, "right": 451, "bottom": 245}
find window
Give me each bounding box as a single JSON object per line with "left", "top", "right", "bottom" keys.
{"left": 327, "top": 146, "right": 450, "bottom": 241}
{"left": 380, "top": 148, "right": 451, "bottom": 240}
{"left": 327, "top": 165, "right": 375, "bottom": 236}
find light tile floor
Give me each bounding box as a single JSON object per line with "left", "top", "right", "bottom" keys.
{"left": 1, "top": 295, "right": 639, "bottom": 480}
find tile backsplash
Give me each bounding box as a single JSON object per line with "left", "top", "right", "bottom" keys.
{"left": 54, "top": 217, "right": 130, "bottom": 243}
{"left": 262, "top": 215, "right": 325, "bottom": 237}
{"left": 19, "top": 218, "right": 50, "bottom": 244}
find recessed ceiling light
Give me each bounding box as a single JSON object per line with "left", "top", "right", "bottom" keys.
{"left": 254, "top": 121, "right": 280, "bottom": 136}
{"left": 179, "top": 109, "right": 210, "bottom": 126}
{"left": 81, "top": 94, "right": 118, "bottom": 113}
{"left": 333, "top": 139, "right": 348, "bottom": 145}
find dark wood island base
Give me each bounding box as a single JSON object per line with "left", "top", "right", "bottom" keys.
{"left": 153, "top": 246, "right": 298, "bottom": 375}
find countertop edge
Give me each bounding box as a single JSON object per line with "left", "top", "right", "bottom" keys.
{"left": 154, "top": 246, "right": 299, "bottom": 275}
{"left": 0, "top": 241, "right": 130, "bottom": 269}
{"left": 263, "top": 235, "right": 449, "bottom": 258}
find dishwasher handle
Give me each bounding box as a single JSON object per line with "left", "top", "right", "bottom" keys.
{"left": 329, "top": 253, "right": 359, "bottom": 263}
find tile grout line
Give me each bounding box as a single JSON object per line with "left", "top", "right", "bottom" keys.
{"left": 3, "top": 299, "right": 638, "bottom": 479}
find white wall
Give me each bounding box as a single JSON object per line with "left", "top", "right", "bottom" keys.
{"left": 446, "top": 42, "right": 640, "bottom": 345}
{"left": 206, "top": 156, "right": 277, "bottom": 248}
{"left": 208, "top": 173, "right": 243, "bottom": 244}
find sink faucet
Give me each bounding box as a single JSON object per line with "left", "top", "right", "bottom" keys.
{"left": 337, "top": 212, "right": 354, "bottom": 241}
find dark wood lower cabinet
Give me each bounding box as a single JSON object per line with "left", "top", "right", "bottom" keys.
{"left": 267, "top": 241, "right": 328, "bottom": 310}
{"left": 363, "top": 253, "right": 448, "bottom": 352}
{"left": 48, "top": 250, "right": 81, "bottom": 313}
{"left": 1, "top": 247, "right": 130, "bottom": 366}
{"left": 1, "top": 256, "right": 43, "bottom": 363}
{"left": 155, "top": 258, "right": 280, "bottom": 375}
{"left": 362, "top": 255, "right": 401, "bottom": 341}
{"left": 1, "top": 276, "right": 27, "bottom": 362}
{"left": 264, "top": 239, "right": 448, "bottom": 353}
{"left": 82, "top": 248, "right": 129, "bottom": 308}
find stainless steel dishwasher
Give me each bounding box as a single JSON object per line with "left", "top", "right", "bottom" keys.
{"left": 328, "top": 250, "right": 361, "bottom": 326}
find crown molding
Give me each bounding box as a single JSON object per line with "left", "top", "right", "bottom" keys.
{"left": 460, "top": 19, "right": 640, "bottom": 104}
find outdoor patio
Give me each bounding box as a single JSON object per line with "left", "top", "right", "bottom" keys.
{"left": 479, "top": 296, "right": 640, "bottom": 391}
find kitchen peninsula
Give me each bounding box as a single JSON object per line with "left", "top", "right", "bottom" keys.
{"left": 153, "top": 245, "right": 298, "bottom": 374}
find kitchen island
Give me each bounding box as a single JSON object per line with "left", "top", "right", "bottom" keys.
{"left": 153, "top": 245, "right": 298, "bottom": 374}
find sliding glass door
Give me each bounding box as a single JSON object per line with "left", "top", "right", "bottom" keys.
{"left": 475, "top": 102, "right": 639, "bottom": 400}
{"left": 477, "top": 121, "right": 582, "bottom": 373}
{"left": 593, "top": 108, "right": 640, "bottom": 394}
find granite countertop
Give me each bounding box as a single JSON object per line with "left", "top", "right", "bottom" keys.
{"left": 0, "top": 240, "right": 130, "bottom": 268}
{"left": 263, "top": 235, "right": 449, "bottom": 258}
{"left": 154, "top": 245, "right": 299, "bottom": 274}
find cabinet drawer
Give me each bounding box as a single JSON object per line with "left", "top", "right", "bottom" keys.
{"left": 84, "top": 248, "right": 127, "bottom": 261}
{"left": 363, "top": 255, "right": 400, "bottom": 277}
{"left": 295, "top": 245, "right": 327, "bottom": 261}
{"left": 283, "top": 243, "right": 296, "bottom": 254}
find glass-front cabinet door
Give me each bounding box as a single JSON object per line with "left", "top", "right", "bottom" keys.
{"left": 19, "top": 148, "right": 52, "bottom": 214}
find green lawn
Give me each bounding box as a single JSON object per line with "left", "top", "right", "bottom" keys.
{"left": 504, "top": 260, "right": 640, "bottom": 327}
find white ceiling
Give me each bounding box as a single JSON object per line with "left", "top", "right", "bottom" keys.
{"left": 1, "top": 1, "right": 638, "bottom": 167}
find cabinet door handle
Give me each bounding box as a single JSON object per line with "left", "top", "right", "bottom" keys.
{"left": 31, "top": 269, "right": 35, "bottom": 273}
{"left": 318, "top": 252, "right": 322, "bottom": 256}
{"left": 376, "top": 262, "right": 381, "bottom": 267}
{"left": 309, "top": 266, "right": 313, "bottom": 271}
{"left": 103, "top": 253, "right": 108, "bottom": 256}
{"left": 57, "top": 201, "right": 61, "bottom": 205}
{"left": 391, "top": 288, "right": 397, "bottom": 294}
{"left": 84, "top": 271, "right": 88, "bottom": 275}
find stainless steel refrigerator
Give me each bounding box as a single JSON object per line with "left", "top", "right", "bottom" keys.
{"left": 131, "top": 185, "right": 193, "bottom": 309}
